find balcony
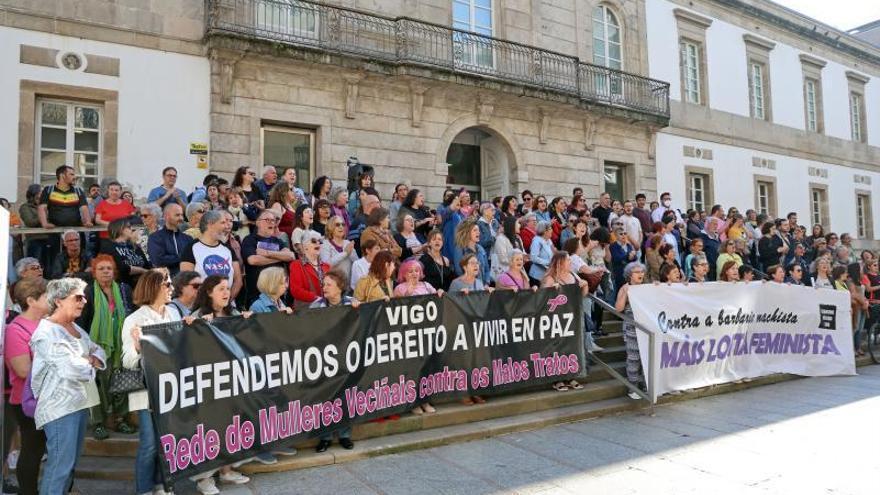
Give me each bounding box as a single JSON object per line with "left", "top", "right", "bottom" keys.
{"left": 206, "top": 0, "right": 670, "bottom": 121}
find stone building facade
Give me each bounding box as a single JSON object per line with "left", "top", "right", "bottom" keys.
{"left": 205, "top": 0, "right": 669, "bottom": 204}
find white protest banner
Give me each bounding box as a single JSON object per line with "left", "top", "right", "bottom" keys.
{"left": 629, "top": 282, "right": 855, "bottom": 401}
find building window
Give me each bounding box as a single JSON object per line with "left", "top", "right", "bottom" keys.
{"left": 750, "top": 62, "right": 766, "bottom": 120}
{"left": 36, "top": 99, "right": 102, "bottom": 187}
{"left": 753, "top": 175, "right": 777, "bottom": 218}
{"left": 592, "top": 5, "right": 622, "bottom": 97}
{"left": 805, "top": 79, "right": 818, "bottom": 132}
{"left": 255, "top": 0, "right": 318, "bottom": 39}
{"left": 453, "top": 0, "right": 494, "bottom": 68}
{"left": 681, "top": 41, "right": 701, "bottom": 104}
{"left": 688, "top": 173, "right": 707, "bottom": 212}
{"left": 857, "top": 193, "right": 873, "bottom": 239}
{"left": 261, "top": 125, "right": 315, "bottom": 191}
{"left": 850, "top": 92, "right": 865, "bottom": 142}
{"left": 592, "top": 5, "right": 622, "bottom": 70}
{"left": 810, "top": 187, "right": 829, "bottom": 227}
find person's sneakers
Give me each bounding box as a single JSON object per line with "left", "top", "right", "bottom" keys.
{"left": 3, "top": 478, "right": 19, "bottom": 494}
{"left": 92, "top": 425, "right": 109, "bottom": 440}
{"left": 592, "top": 344, "right": 606, "bottom": 352}
{"left": 196, "top": 478, "right": 219, "bottom": 495}
{"left": 627, "top": 391, "right": 642, "bottom": 400}
{"left": 272, "top": 446, "right": 297, "bottom": 456}
{"left": 152, "top": 485, "right": 173, "bottom": 495}
{"left": 218, "top": 470, "right": 249, "bottom": 485}
{"left": 339, "top": 438, "right": 354, "bottom": 450}
{"left": 253, "top": 452, "right": 278, "bottom": 465}
{"left": 6, "top": 449, "right": 19, "bottom": 470}
{"left": 315, "top": 439, "right": 332, "bottom": 453}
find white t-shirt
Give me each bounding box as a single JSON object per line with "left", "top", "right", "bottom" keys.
{"left": 350, "top": 257, "right": 370, "bottom": 291}
{"left": 619, "top": 214, "right": 643, "bottom": 245}
{"left": 181, "top": 240, "right": 236, "bottom": 287}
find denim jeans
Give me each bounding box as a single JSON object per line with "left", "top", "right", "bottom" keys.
{"left": 136, "top": 410, "right": 164, "bottom": 494}
{"left": 41, "top": 409, "right": 88, "bottom": 495}
{"left": 319, "top": 426, "right": 352, "bottom": 441}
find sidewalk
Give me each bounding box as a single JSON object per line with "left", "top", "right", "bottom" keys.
{"left": 75, "top": 365, "right": 880, "bottom": 494}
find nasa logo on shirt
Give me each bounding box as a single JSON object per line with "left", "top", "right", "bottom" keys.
{"left": 203, "top": 254, "right": 231, "bottom": 277}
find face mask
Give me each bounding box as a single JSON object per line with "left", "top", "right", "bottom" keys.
{"left": 662, "top": 199, "right": 671, "bottom": 208}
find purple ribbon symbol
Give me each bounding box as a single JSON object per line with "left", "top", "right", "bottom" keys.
{"left": 547, "top": 294, "right": 568, "bottom": 312}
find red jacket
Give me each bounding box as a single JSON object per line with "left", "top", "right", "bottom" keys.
{"left": 521, "top": 227, "right": 536, "bottom": 252}
{"left": 289, "top": 259, "right": 330, "bottom": 304}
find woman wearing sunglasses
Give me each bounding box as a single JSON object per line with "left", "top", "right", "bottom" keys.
{"left": 169, "top": 271, "right": 202, "bottom": 317}
{"left": 30, "top": 277, "right": 107, "bottom": 495}
{"left": 123, "top": 269, "right": 180, "bottom": 495}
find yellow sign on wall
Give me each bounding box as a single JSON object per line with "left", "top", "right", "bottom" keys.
{"left": 190, "top": 142, "right": 208, "bottom": 155}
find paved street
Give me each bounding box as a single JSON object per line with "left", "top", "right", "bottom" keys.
{"left": 79, "top": 365, "right": 880, "bottom": 494}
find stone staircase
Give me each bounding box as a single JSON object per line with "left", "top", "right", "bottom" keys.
{"left": 64, "top": 320, "right": 874, "bottom": 481}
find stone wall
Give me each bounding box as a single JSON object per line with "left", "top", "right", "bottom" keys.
{"left": 0, "top": 0, "right": 205, "bottom": 55}
{"left": 209, "top": 49, "right": 656, "bottom": 204}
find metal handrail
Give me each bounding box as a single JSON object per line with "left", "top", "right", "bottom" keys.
{"left": 206, "top": 0, "right": 671, "bottom": 118}
{"left": 587, "top": 293, "right": 657, "bottom": 408}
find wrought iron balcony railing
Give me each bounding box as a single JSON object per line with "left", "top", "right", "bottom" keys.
{"left": 207, "top": 0, "right": 670, "bottom": 119}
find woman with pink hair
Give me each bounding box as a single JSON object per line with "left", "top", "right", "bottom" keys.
{"left": 393, "top": 259, "right": 440, "bottom": 415}
{"left": 393, "top": 259, "right": 443, "bottom": 298}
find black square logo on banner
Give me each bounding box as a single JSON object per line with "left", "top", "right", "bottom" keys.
{"left": 818, "top": 304, "right": 837, "bottom": 331}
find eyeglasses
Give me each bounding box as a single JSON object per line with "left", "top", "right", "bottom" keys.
{"left": 165, "top": 174, "right": 177, "bottom": 178}
{"left": 258, "top": 217, "right": 276, "bottom": 223}
{"left": 188, "top": 282, "right": 202, "bottom": 289}
{"left": 524, "top": 197, "right": 533, "bottom": 202}
{"left": 333, "top": 222, "right": 344, "bottom": 227}
{"left": 247, "top": 172, "right": 256, "bottom": 177}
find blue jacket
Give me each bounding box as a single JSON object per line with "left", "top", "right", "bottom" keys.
{"left": 477, "top": 218, "right": 498, "bottom": 253}
{"left": 528, "top": 236, "right": 554, "bottom": 281}
{"left": 453, "top": 244, "right": 491, "bottom": 285}
{"left": 147, "top": 228, "right": 193, "bottom": 275}
{"left": 147, "top": 186, "right": 188, "bottom": 207}
{"left": 250, "top": 293, "right": 283, "bottom": 313}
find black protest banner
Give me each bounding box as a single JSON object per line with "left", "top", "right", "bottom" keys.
{"left": 141, "top": 285, "right": 584, "bottom": 482}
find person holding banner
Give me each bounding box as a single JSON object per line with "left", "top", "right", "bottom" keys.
{"left": 785, "top": 263, "right": 805, "bottom": 285}
{"left": 615, "top": 262, "right": 646, "bottom": 400}
{"left": 687, "top": 255, "right": 710, "bottom": 283}
{"left": 767, "top": 264, "right": 786, "bottom": 283}
{"left": 449, "top": 253, "right": 491, "bottom": 405}
{"left": 122, "top": 269, "right": 179, "bottom": 495}
{"left": 250, "top": 267, "right": 294, "bottom": 315}
{"left": 716, "top": 240, "right": 743, "bottom": 281}
{"left": 719, "top": 260, "right": 740, "bottom": 282}
{"left": 813, "top": 258, "right": 833, "bottom": 289}
{"left": 189, "top": 275, "right": 252, "bottom": 493}
{"left": 495, "top": 249, "right": 532, "bottom": 291}
{"left": 5, "top": 278, "right": 49, "bottom": 495}
{"left": 310, "top": 271, "right": 359, "bottom": 451}
{"left": 542, "top": 252, "right": 587, "bottom": 392}
{"left": 30, "top": 278, "right": 107, "bottom": 495}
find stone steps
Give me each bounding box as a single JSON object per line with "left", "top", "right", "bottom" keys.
{"left": 70, "top": 356, "right": 875, "bottom": 481}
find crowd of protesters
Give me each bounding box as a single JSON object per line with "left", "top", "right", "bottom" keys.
{"left": 2, "top": 163, "right": 876, "bottom": 495}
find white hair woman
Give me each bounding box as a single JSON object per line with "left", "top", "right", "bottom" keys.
{"left": 30, "top": 277, "right": 107, "bottom": 495}
{"left": 615, "top": 261, "right": 647, "bottom": 400}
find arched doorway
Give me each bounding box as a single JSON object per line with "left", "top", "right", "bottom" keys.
{"left": 445, "top": 127, "right": 514, "bottom": 201}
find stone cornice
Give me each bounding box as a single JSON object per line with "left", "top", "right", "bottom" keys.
{"left": 742, "top": 33, "right": 776, "bottom": 51}
{"left": 709, "top": 0, "right": 880, "bottom": 68}
{"left": 673, "top": 8, "right": 713, "bottom": 29}
{"left": 845, "top": 70, "right": 870, "bottom": 85}
{"left": 798, "top": 54, "right": 826, "bottom": 69}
